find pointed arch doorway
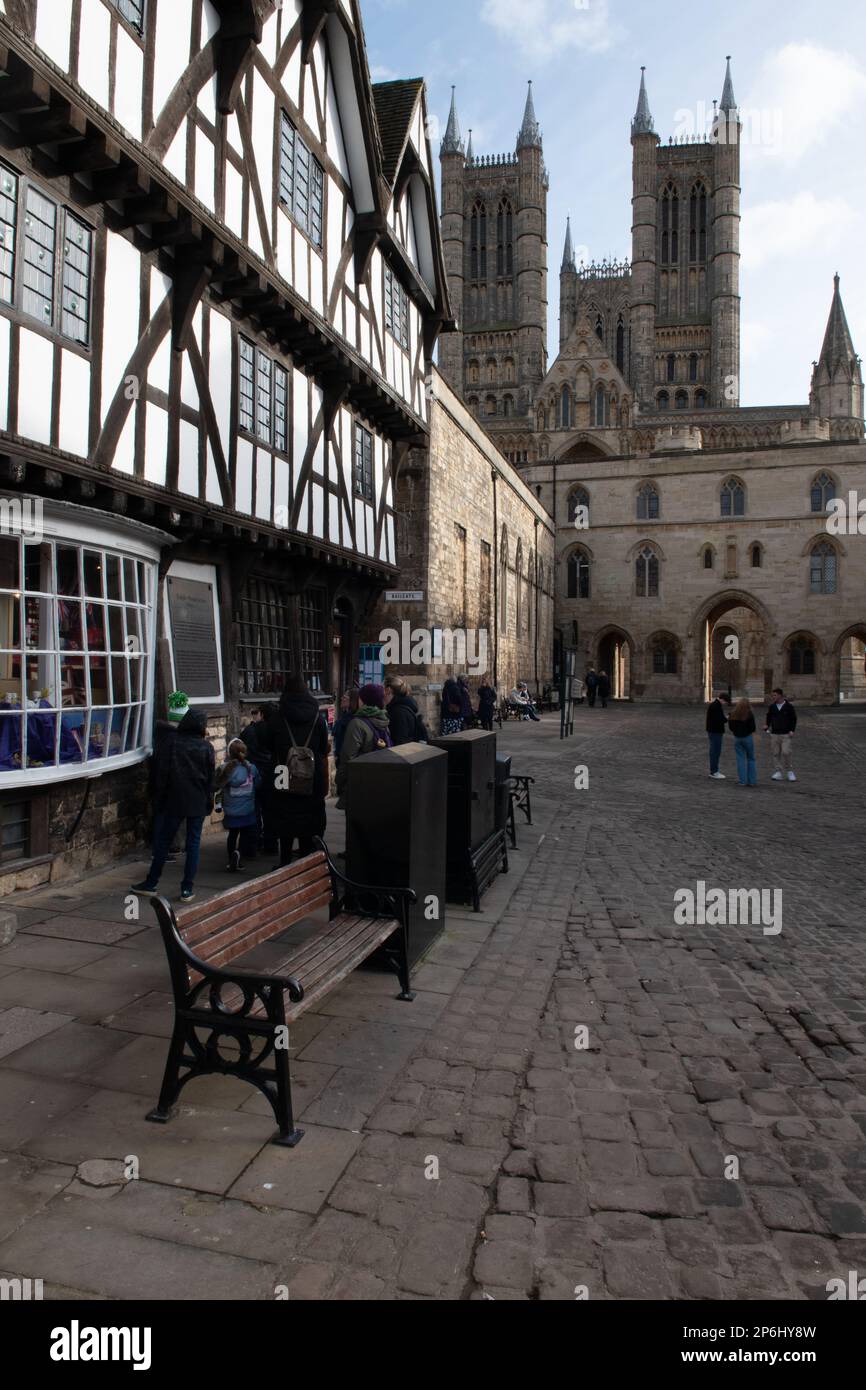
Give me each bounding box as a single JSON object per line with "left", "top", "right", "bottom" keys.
{"left": 596, "top": 627, "right": 632, "bottom": 700}
{"left": 698, "top": 593, "right": 772, "bottom": 702}
{"left": 836, "top": 625, "right": 866, "bottom": 703}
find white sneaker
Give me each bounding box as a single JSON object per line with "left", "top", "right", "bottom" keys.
{"left": 787, "top": 771, "right": 797, "bottom": 782}
{"left": 771, "top": 771, "right": 783, "bottom": 780}
{"left": 710, "top": 772, "right": 726, "bottom": 779}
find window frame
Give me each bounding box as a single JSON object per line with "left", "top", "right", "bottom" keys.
{"left": 384, "top": 265, "right": 409, "bottom": 351}
{"left": 637, "top": 483, "right": 660, "bottom": 521}
{"left": 237, "top": 336, "right": 289, "bottom": 455}
{"left": 720, "top": 478, "right": 746, "bottom": 518}
{"left": 0, "top": 162, "right": 95, "bottom": 349}
{"left": 353, "top": 423, "right": 374, "bottom": 503}
{"left": 278, "top": 113, "right": 324, "bottom": 251}
{"left": 111, "top": 0, "right": 146, "bottom": 37}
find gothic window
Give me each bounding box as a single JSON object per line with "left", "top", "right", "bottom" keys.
{"left": 810, "top": 472, "right": 836, "bottom": 513}
{"left": 496, "top": 201, "right": 514, "bottom": 278}
{"left": 637, "top": 483, "right": 660, "bottom": 520}
{"left": 470, "top": 201, "right": 487, "bottom": 280}
{"left": 636, "top": 545, "right": 660, "bottom": 597}
{"left": 486, "top": 358, "right": 497, "bottom": 383}
{"left": 503, "top": 395, "right": 513, "bottom": 417}
{"left": 468, "top": 360, "right": 479, "bottom": 384}
{"left": 675, "top": 390, "right": 688, "bottom": 409}
{"left": 810, "top": 541, "right": 837, "bottom": 594}
{"left": 567, "top": 487, "right": 590, "bottom": 524}
{"left": 689, "top": 353, "right": 698, "bottom": 383}
{"left": 499, "top": 528, "right": 508, "bottom": 627}
{"left": 616, "top": 317, "right": 625, "bottom": 372}
{"left": 695, "top": 389, "right": 708, "bottom": 408}
{"left": 652, "top": 637, "right": 677, "bottom": 674}
{"left": 485, "top": 395, "right": 497, "bottom": 417}
{"left": 567, "top": 549, "right": 590, "bottom": 599}
{"left": 702, "top": 546, "right": 714, "bottom": 569}
{"left": 515, "top": 542, "right": 523, "bottom": 633}
{"left": 666, "top": 353, "right": 675, "bottom": 383}
{"left": 657, "top": 391, "right": 669, "bottom": 411}
{"left": 689, "top": 182, "right": 707, "bottom": 262}
{"left": 661, "top": 184, "right": 679, "bottom": 264}
{"left": 560, "top": 385, "right": 572, "bottom": 428}
{"left": 788, "top": 637, "right": 816, "bottom": 676}
{"left": 594, "top": 384, "right": 609, "bottom": 427}
{"left": 467, "top": 396, "right": 479, "bottom": 415}
{"left": 537, "top": 406, "right": 547, "bottom": 431}
{"left": 661, "top": 189, "right": 669, "bottom": 265}
{"left": 720, "top": 477, "right": 745, "bottom": 517}
{"left": 751, "top": 543, "right": 762, "bottom": 568}
{"left": 595, "top": 314, "right": 604, "bottom": 342}
{"left": 671, "top": 190, "right": 679, "bottom": 262}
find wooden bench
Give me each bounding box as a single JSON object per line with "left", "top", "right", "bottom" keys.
{"left": 467, "top": 828, "right": 509, "bottom": 911}
{"left": 143, "top": 841, "right": 416, "bottom": 1147}
{"left": 505, "top": 773, "right": 535, "bottom": 849}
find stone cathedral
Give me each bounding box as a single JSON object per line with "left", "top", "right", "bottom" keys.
{"left": 438, "top": 67, "right": 866, "bottom": 705}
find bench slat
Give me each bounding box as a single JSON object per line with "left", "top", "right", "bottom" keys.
{"left": 186, "top": 877, "right": 331, "bottom": 963}
{"left": 180, "top": 858, "right": 330, "bottom": 948}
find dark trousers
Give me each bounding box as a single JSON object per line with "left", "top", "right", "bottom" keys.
{"left": 227, "top": 826, "right": 257, "bottom": 861}
{"left": 479, "top": 711, "right": 494, "bottom": 731}
{"left": 525, "top": 705, "right": 541, "bottom": 721}
{"left": 587, "top": 690, "right": 597, "bottom": 707}
{"left": 145, "top": 812, "right": 204, "bottom": 893}
{"left": 708, "top": 732, "right": 724, "bottom": 774}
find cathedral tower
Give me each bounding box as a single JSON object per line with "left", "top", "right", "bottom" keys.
{"left": 630, "top": 68, "right": 658, "bottom": 408}
{"left": 438, "top": 84, "right": 548, "bottom": 437}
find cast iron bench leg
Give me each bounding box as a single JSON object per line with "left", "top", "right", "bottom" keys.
{"left": 272, "top": 1045, "right": 305, "bottom": 1147}
{"left": 145, "top": 1019, "right": 187, "bottom": 1125}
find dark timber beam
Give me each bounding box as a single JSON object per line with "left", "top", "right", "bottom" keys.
{"left": 301, "top": 1, "right": 339, "bottom": 65}
{"left": 210, "top": 0, "right": 276, "bottom": 115}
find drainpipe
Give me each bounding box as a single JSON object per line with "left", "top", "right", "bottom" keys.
{"left": 534, "top": 515, "right": 539, "bottom": 694}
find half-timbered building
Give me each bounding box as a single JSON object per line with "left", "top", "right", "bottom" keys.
{"left": 0, "top": 0, "right": 451, "bottom": 885}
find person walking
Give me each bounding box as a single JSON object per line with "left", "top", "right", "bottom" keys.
{"left": 335, "top": 682, "right": 392, "bottom": 808}
{"left": 457, "top": 674, "right": 475, "bottom": 728}
{"left": 384, "top": 674, "right": 429, "bottom": 746}
{"left": 729, "top": 698, "right": 758, "bottom": 787}
{"left": 597, "top": 672, "right": 611, "bottom": 709}
{"left": 441, "top": 676, "right": 464, "bottom": 734}
{"left": 333, "top": 688, "right": 359, "bottom": 766}
{"left": 765, "top": 688, "right": 797, "bottom": 782}
{"left": 706, "top": 691, "right": 730, "bottom": 779}
{"left": 585, "top": 668, "right": 599, "bottom": 708}
{"left": 132, "top": 709, "right": 215, "bottom": 903}
{"left": 259, "top": 676, "right": 330, "bottom": 864}
{"left": 217, "top": 738, "right": 261, "bottom": 870}
{"left": 477, "top": 675, "right": 497, "bottom": 731}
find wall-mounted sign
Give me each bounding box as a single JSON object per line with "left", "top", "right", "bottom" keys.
{"left": 164, "top": 562, "right": 224, "bottom": 703}
{"left": 384, "top": 590, "right": 424, "bottom": 603}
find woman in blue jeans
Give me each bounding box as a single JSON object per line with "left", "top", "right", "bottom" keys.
{"left": 728, "top": 698, "right": 758, "bottom": 786}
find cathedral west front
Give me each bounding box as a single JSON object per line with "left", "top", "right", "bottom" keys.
{"left": 437, "top": 65, "right": 866, "bottom": 704}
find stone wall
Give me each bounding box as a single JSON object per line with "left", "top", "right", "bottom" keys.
{"left": 368, "top": 370, "right": 556, "bottom": 729}
{"left": 525, "top": 437, "right": 866, "bottom": 704}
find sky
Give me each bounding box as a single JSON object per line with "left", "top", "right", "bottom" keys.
{"left": 360, "top": 0, "right": 866, "bottom": 407}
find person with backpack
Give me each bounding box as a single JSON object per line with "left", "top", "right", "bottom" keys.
{"left": 384, "top": 675, "right": 429, "bottom": 746}
{"left": 132, "top": 708, "right": 215, "bottom": 904}
{"left": 258, "top": 677, "right": 330, "bottom": 865}
{"left": 335, "top": 683, "right": 392, "bottom": 808}
{"left": 217, "top": 738, "right": 261, "bottom": 871}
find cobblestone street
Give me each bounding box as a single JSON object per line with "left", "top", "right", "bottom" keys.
{"left": 0, "top": 704, "right": 864, "bottom": 1301}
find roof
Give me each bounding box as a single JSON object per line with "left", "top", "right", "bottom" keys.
{"left": 372, "top": 79, "right": 424, "bottom": 187}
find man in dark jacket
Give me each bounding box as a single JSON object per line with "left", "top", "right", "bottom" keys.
{"left": 765, "top": 688, "right": 798, "bottom": 782}
{"left": 258, "top": 678, "right": 330, "bottom": 864}
{"left": 384, "top": 675, "right": 428, "bottom": 746}
{"left": 133, "top": 709, "right": 215, "bottom": 902}
{"left": 585, "top": 668, "right": 599, "bottom": 708}
{"left": 706, "top": 692, "right": 730, "bottom": 779}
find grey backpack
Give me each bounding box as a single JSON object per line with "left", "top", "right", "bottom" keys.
{"left": 283, "top": 719, "right": 317, "bottom": 795}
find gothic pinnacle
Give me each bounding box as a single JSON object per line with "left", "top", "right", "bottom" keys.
{"left": 631, "top": 66, "right": 655, "bottom": 136}
{"left": 441, "top": 86, "right": 464, "bottom": 155}
{"left": 562, "top": 216, "right": 576, "bottom": 272}
{"left": 517, "top": 80, "right": 542, "bottom": 149}
{"left": 720, "top": 56, "right": 736, "bottom": 113}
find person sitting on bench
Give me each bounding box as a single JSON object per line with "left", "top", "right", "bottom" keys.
{"left": 509, "top": 681, "right": 541, "bottom": 722}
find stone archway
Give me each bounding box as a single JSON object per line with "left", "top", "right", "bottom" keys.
{"left": 835, "top": 624, "right": 866, "bottom": 703}
{"left": 594, "top": 625, "right": 633, "bottom": 700}
{"left": 690, "top": 591, "right": 775, "bottom": 703}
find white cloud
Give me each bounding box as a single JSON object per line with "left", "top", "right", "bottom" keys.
{"left": 742, "top": 192, "right": 855, "bottom": 270}
{"left": 742, "top": 43, "right": 866, "bottom": 167}
{"left": 370, "top": 64, "right": 399, "bottom": 81}
{"left": 480, "top": 0, "right": 623, "bottom": 62}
